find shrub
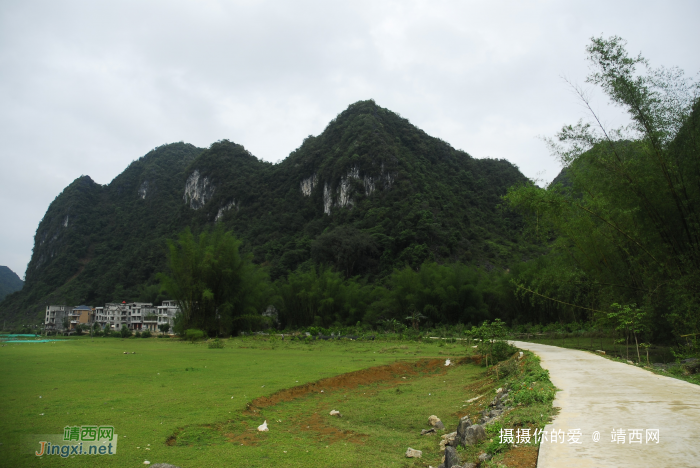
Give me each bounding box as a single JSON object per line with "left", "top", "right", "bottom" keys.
{"left": 208, "top": 338, "right": 225, "bottom": 349}
{"left": 135, "top": 331, "right": 142, "bottom": 338}
{"left": 185, "top": 329, "right": 205, "bottom": 342}
{"left": 110, "top": 331, "right": 121, "bottom": 338}
{"left": 141, "top": 330, "right": 152, "bottom": 338}
{"left": 120, "top": 326, "right": 132, "bottom": 338}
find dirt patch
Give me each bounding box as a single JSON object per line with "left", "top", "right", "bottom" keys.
{"left": 246, "top": 358, "right": 447, "bottom": 414}
{"left": 299, "top": 412, "right": 369, "bottom": 445}
{"left": 500, "top": 445, "right": 539, "bottom": 468}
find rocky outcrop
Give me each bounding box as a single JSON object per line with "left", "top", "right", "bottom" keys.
{"left": 184, "top": 170, "right": 214, "bottom": 209}
{"left": 318, "top": 165, "right": 397, "bottom": 215}
{"left": 300, "top": 174, "right": 318, "bottom": 196}
{"left": 215, "top": 200, "right": 238, "bottom": 222}
{"left": 138, "top": 180, "right": 149, "bottom": 199}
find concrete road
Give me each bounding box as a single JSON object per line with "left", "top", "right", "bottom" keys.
{"left": 510, "top": 341, "right": 700, "bottom": 468}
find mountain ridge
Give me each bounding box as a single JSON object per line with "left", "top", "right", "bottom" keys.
{"left": 0, "top": 100, "right": 542, "bottom": 327}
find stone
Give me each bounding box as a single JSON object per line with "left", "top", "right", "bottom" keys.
{"left": 435, "top": 420, "right": 445, "bottom": 430}
{"left": 444, "top": 446, "right": 462, "bottom": 468}
{"left": 456, "top": 416, "right": 472, "bottom": 446}
{"left": 462, "top": 464, "right": 477, "bottom": 468}
{"left": 478, "top": 453, "right": 492, "bottom": 462}
{"left": 151, "top": 465, "right": 182, "bottom": 468}
{"left": 464, "top": 424, "right": 486, "bottom": 446}
{"left": 428, "top": 415, "right": 441, "bottom": 426}
{"left": 439, "top": 432, "right": 457, "bottom": 450}
{"left": 421, "top": 428, "right": 437, "bottom": 435}
{"left": 329, "top": 410, "right": 342, "bottom": 417}
{"left": 405, "top": 447, "right": 422, "bottom": 458}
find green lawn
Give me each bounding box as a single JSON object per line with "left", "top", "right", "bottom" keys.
{"left": 0, "top": 336, "right": 491, "bottom": 468}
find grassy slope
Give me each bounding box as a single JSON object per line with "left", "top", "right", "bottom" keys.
{"left": 0, "top": 337, "right": 549, "bottom": 467}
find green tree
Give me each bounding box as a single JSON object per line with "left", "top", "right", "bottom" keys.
{"left": 158, "top": 226, "right": 270, "bottom": 336}
{"left": 608, "top": 303, "right": 647, "bottom": 363}
{"left": 120, "top": 325, "right": 132, "bottom": 338}
{"left": 158, "top": 323, "right": 170, "bottom": 335}
{"left": 506, "top": 36, "right": 700, "bottom": 339}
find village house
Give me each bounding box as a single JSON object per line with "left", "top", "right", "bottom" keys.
{"left": 46, "top": 300, "right": 180, "bottom": 334}
{"left": 44, "top": 305, "right": 67, "bottom": 331}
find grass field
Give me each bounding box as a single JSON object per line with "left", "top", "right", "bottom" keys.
{"left": 0, "top": 336, "right": 536, "bottom": 468}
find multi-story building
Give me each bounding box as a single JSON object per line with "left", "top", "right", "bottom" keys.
{"left": 45, "top": 305, "right": 67, "bottom": 331}
{"left": 156, "top": 300, "right": 179, "bottom": 332}
{"left": 126, "top": 302, "right": 157, "bottom": 331}
{"left": 68, "top": 305, "right": 94, "bottom": 330}
{"left": 95, "top": 302, "right": 128, "bottom": 331}
{"left": 94, "top": 301, "right": 179, "bottom": 333}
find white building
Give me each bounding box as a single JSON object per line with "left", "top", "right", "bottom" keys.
{"left": 156, "top": 300, "right": 179, "bottom": 333}
{"left": 45, "top": 305, "right": 67, "bottom": 331}
{"left": 94, "top": 301, "right": 179, "bottom": 333}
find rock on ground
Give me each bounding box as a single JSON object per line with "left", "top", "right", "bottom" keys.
{"left": 439, "top": 431, "right": 457, "bottom": 450}
{"left": 463, "top": 424, "right": 486, "bottom": 446}
{"left": 456, "top": 415, "right": 472, "bottom": 446}
{"left": 405, "top": 447, "right": 422, "bottom": 458}
{"left": 444, "top": 446, "right": 461, "bottom": 468}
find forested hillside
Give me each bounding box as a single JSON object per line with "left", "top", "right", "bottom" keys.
{"left": 0, "top": 266, "right": 23, "bottom": 302}
{"left": 0, "top": 100, "right": 540, "bottom": 327}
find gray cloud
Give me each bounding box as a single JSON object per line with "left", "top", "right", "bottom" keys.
{"left": 1, "top": 0, "right": 698, "bottom": 277}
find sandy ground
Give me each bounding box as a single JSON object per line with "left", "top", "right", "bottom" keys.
{"left": 510, "top": 341, "right": 700, "bottom": 468}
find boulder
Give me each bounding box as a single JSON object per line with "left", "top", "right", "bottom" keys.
{"left": 421, "top": 428, "right": 437, "bottom": 435}
{"left": 464, "top": 424, "right": 486, "bottom": 446}
{"left": 405, "top": 447, "right": 422, "bottom": 458}
{"left": 435, "top": 420, "right": 445, "bottom": 430}
{"left": 478, "top": 453, "right": 492, "bottom": 462}
{"left": 456, "top": 416, "right": 472, "bottom": 446}
{"left": 428, "top": 415, "right": 441, "bottom": 426}
{"left": 444, "top": 446, "right": 461, "bottom": 468}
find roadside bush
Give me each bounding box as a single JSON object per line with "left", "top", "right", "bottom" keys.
{"left": 120, "top": 326, "right": 132, "bottom": 338}
{"left": 135, "top": 331, "right": 142, "bottom": 338}
{"left": 110, "top": 331, "right": 121, "bottom": 338}
{"left": 492, "top": 341, "right": 518, "bottom": 362}
{"left": 141, "top": 330, "right": 152, "bottom": 338}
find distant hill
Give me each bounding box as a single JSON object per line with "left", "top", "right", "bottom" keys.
{"left": 0, "top": 266, "right": 23, "bottom": 302}
{"left": 0, "top": 100, "right": 543, "bottom": 327}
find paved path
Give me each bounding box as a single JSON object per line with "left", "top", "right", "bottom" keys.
{"left": 510, "top": 341, "right": 700, "bottom": 468}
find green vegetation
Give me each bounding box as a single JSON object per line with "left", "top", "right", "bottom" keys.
{"left": 158, "top": 226, "right": 269, "bottom": 336}
{"left": 504, "top": 36, "right": 700, "bottom": 347}
{"left": 0, "top": 266, "right": 23, "bottom": 302}
{"left": 0, "top": 98, "right": 539, "bottom": 329}
{"left": 0, "top": 335, "right": 554, "bottom": 468}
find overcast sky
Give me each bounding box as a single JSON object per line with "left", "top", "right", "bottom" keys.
{"left": 1, "top": 0, "right": 698, "bottom": 279}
